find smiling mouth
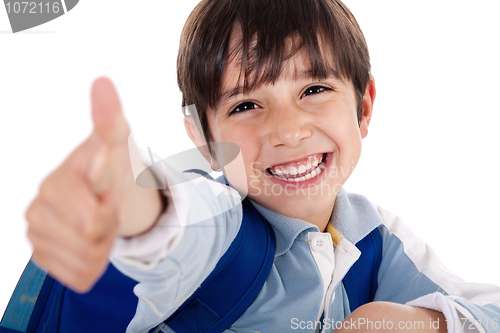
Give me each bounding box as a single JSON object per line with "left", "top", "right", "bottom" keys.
{"left": 266, "top": 153, "right": 328, "bottom": 182}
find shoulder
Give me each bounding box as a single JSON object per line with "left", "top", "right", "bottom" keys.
{"left": 370, "top": 202, "right": 405, "bottom": 234}
{"left": 369, "top": 201, "right": 424, "bottom": 252}
{"left": 368, "top": 200, "right": 425, "bottom": 254}
{"left": 347, "top": 193, "right": 428, "bottom": 260}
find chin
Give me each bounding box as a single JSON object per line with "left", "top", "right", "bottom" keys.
{"left": 271, "top": 196, "right": 334, "bottom": 221}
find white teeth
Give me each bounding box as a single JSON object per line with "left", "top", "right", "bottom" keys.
{"left": 269, "top": 154, "right": 328, "bottom": 182}
{"left": 270, "top": 160, "right": 326, "bottom": 182}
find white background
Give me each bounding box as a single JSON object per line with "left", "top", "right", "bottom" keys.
{"left": 1, "top": 0, "right": 499, "bottom": 316}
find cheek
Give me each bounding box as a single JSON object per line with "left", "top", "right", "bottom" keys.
{"left": 338, "top": 123, "right": 362, "bottom": 177}
{"left": 215, "top": 124, "right": 261, "bottom": 169}
{"left": 317, "top": 107, "right": 362, "bottom": 162}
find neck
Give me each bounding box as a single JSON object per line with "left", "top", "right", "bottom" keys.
{"left": 302, "top": 199, "right": 336, "bottom": 232}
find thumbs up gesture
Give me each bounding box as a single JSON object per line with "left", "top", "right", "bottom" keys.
{"left": 26, "top": 77, "right": 164, "bottom": 292}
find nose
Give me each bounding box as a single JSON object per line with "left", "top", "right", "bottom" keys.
{"left": 268, "top": 102, "right": 312, "bottom": 148}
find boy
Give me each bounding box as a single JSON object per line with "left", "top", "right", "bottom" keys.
{"left": 24, "top": 0, "right": 500, "bottom": 332}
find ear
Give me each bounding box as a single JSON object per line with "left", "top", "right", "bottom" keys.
{"left": 359, "top": 75, "right": 376, "bottom": 139}
{"left": 184, "top": 116, "right": 221, "bottom": 172}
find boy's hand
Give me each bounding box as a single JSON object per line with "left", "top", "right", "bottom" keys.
{"left": 25, "top": 77, "right": 164, "bottom": 293}
{"left": 336, "top": 302, "right": 447, "bottom": 333}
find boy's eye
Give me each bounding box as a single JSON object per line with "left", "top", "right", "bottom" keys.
{"left": 301, "top": 85, "right": 331, "bottom": 98}
{"left": 230, "top": 101, "right": 259, "bottom": 115}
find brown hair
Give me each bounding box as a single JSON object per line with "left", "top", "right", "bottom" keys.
{"left": 177, "top": 0, "right": 371, "bottom": 144}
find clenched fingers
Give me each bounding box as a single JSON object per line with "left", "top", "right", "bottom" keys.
{"left": 26, "top": 195, "right": 119, "bottom": 292}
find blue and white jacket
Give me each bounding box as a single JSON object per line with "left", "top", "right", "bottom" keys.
{"left": 111, "top": 168, "right": 500, "bottom": 333}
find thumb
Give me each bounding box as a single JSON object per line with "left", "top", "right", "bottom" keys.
{"left": 91, "top": 77, "right": 130, "bottom": 147}
{"left": 87, "top": 77, "right": 132, "bottom": 193}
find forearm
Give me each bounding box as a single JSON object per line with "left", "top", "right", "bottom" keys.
{"left": 117, "top": 184, "right": 165, "bottom": 238}
{"left": 114, "top": 154, "right": 166, "bottom": 237}
{"left": 374, "top": 204, "right": 500, "bottom": 332}
{"left": 336, "top": 302, "right": 446, "bottom": 333}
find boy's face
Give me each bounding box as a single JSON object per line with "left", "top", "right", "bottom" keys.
{"left": 190, "top": 47, "right": 375, "bottom": 227}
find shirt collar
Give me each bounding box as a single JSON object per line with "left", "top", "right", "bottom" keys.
{"left": 248, "top": 200, "right": 319, "bottom": 257}
{"left": 330, "top": 187, "right": 383, "bottom": 245}
{"left": 248, "top": 187, "right": 383, "bottom": 256}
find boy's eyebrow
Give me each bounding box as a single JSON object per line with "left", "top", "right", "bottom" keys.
{"left": 217, "top": 68, "right": 340, "bottom": 109}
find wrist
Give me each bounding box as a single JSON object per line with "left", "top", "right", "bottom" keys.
{"left": 118, "top": 166, "right": 168, "bottom": 237}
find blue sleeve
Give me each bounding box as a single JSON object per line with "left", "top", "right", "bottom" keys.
{"left": 374, "top": 205, "right": 500, "bottom": 332}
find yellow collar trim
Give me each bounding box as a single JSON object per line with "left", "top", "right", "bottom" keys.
{"left": 326, "top": 223, "right": 343, "bottom": 247}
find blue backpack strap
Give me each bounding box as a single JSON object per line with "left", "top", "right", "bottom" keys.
{"left": 342, "top": 227, "right": 383, "bottom": 312}
{"left": 152, "top": 198, "right": 276, "bottom": 333}
{"left": 1, "top": 260, "right": 139, "bottom": 333}
{"left": 0, "top": 259, "right": 54, "bottom": 333}
{"left": 2, "top": 171, "right": 276, "bottom": 333}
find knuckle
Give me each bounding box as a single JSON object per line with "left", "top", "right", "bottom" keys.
{"left": 26, "top": 226, "right": 37, "bottom": 244}
{"left": 26, "top": 200, "right": 50, "bottom": 231}
{"left": 27, "top": 225, "right": 47, "bottom": 250}
{"left": 39, "top": 176, "right": 58, "bottom": 200}
{"left": 25, "top": 199, "right": 41, "bottom": 224}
